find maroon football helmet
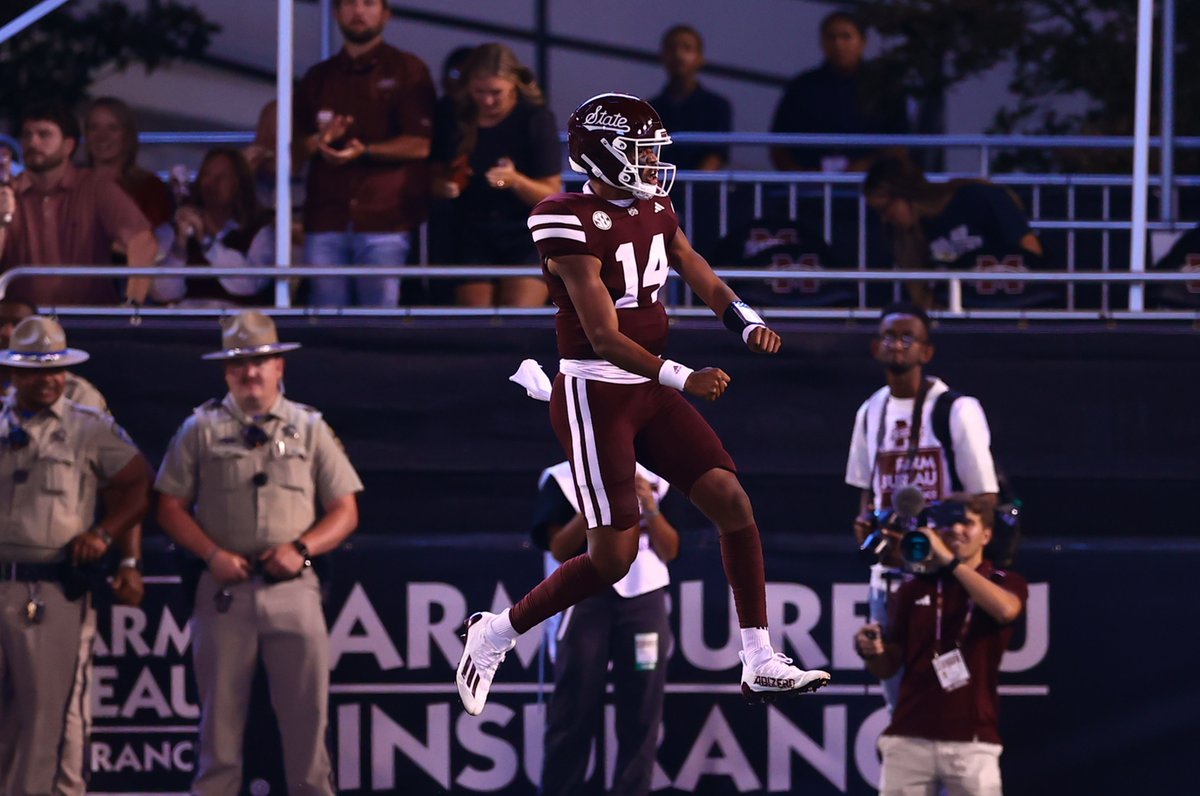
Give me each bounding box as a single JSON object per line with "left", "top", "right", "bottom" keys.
{"left": 567, "top": 93, "right": 676, "bottom": 200}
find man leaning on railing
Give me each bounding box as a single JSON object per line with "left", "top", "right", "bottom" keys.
{"left": 0, "top": 100, "right": 158, "bottom": 308}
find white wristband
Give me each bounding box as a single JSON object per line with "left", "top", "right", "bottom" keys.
{"left": 741, "top": 323, "right": 767, "bottom": 344}
{"left": 658, "top": 359, "right": 694, "bottom": 391}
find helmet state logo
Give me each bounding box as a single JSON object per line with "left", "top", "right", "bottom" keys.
{"left": 581, "top": 105, "right": 630, "bottom": 134}
{"left": 592, "top": 211, "right": 613, "bottom": 230}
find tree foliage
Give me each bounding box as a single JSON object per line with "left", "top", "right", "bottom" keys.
{"left": 0, "top": 1, "right": 218, "bottom": 126}
{"left": 851, "top": 0, "right": 1199, "bottom": 172}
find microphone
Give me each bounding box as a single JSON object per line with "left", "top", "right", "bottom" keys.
{"left": 891, "top": 485, "right": 927, "bottom": 529}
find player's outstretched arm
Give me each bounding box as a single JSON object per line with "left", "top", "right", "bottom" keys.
{"left": 551, "top": 253, "right": 731, "bottom": 401}
{"left": 669, "top": 229, "right": 781, "bottom": 354}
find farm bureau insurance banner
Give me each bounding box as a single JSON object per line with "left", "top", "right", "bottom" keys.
{"left": 84, "top": 536, "right": 1071, "bottom": 796}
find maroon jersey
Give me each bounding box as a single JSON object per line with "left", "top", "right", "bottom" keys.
{"left": 528, "top": 190, "right": 679, "bottom": 360}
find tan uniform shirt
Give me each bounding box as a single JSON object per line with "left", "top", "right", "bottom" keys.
{"left": 155, "top": 393, "right": 362, "bottom": 556}
{"left": 0, "top": 393, "right": 139, "bottom": 563}
{"left": 64, "top": 373, "right": 108, "bottom": 412}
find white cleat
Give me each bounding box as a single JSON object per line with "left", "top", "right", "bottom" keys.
{"left": 456, "top": 612, "right": 516, "bottom": 716}
{"left": 739, "top": 650, "right": 831, "bottom": 703}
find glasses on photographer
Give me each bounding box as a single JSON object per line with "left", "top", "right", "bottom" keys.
{"left": 876, "top": 332, "right": 926, "bottom": 349}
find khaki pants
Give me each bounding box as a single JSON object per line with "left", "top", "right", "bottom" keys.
{"left": 0, "top": 580, "right": 92, "bottom": 796}
{"left": 878, "top": 735, "right": 1004, "bottom": 796}
{"left": 191, "top": 569, "right": 333, "bottom": 796}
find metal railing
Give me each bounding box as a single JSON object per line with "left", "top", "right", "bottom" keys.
{"left": 6, "top": 266, "right": 1200, "bottom": 322}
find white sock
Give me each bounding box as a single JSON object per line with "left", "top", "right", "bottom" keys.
{"left": 488, "top": 608, "right": 519, "bottom": 644}
{"left": 741, "top": 627, "right": 772, "bottom": 664}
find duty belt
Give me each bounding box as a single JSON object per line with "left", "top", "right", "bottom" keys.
{"left": 0, "top": 561, "right": 64, "bottom": 583}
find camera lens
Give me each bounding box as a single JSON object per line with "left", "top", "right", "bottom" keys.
{"left": 899, "top": 531, "right": 931, "bottom": 563}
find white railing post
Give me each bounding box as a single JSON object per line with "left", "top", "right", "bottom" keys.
{"left": 1128, "top": 0, "right": 1154, "bottom": 312}
{"left": 275, "top": 0, "right": 295, "bottom": 309}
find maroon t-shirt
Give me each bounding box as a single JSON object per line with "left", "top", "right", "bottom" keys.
{"left": 296, "top": 42, "right": 435, "bottom": 233}
{"left": 884, "top": 561, "right": 1028, "bottom": 744}
{"left": 529, "top": 190, "right": 679, "bottom": 360}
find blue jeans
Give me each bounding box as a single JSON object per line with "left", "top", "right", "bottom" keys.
{"left": 869, "top": 563, "right": 904, "bottom": 712}
{"left": 303, "top": 230, "right": 411, "bottom": 307}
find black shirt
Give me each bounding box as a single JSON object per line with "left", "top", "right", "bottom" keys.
{"left": 770, "top": 62, "right": 908, "bottom": 170}
{"left": 431, "top": 98, "right": 560, "bottom": 226}
{"left": 649, "top": 83, "right": 733, "bottom": 171}
{"left": 921, "top": 183, "right": 1038, "bottom": 269}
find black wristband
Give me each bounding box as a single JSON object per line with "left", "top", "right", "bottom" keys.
{"left": 944, "top": 556, "right": 962, "bottom": 573}
{"left": 722, "top": 300, "right": 766, "bottom": 337}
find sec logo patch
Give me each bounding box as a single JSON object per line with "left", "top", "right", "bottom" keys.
{"left": 592, "top": 211, "right": 612, "bottom": 230}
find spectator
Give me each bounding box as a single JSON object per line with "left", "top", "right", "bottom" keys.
{"left": 855, "top": 496, "right": 1027, "bottom": 796}
{"left": 430, "top": 43, "right": 560, "bottom": 307}
{"left": 534, "top": 462, "right": 678, "bottom": 796}
{"left": 156, "top": 310, "right": 363, "bottom": 795}
{"left": 294, "top": 0, "right": 436, "bottom": 307}
{"left": 0, "top": 100, "right": 157, "bottom": 306}
{"left": 863, "top": 154, "right": 1048, "bottom": 308}
{"left": 649, "top": 25, "right": 732, "bottom": 171}
{"left": 150, "top": 147, "right": 274, "bottom": 308}
{"left": 0, "top": 316, "right": 151, "bottom": 796}
{"left": 770, "top": 12, "right": 908, "bottom": 172}
{"left": 84, "top": 97, "right": 174, "bottom": 230}
{"left": 845, "top": 302, "right": 999, "bottom": 710}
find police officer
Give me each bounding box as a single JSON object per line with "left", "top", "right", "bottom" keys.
{"left": 2, "top": 300, "right": 145, "bottom": 607}
{"left": 0, "top": 315, "right": 151, "bottom": 795}
{"left": 155, "top": 310, "right": 362, "bottom": 796}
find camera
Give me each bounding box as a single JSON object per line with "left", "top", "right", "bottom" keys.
{"left": 860, "top": 487, "right": 969, "bottom": 573}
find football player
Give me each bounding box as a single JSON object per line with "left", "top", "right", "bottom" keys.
{"left": 457, "top": 93, "right": 830, "bottom": 716}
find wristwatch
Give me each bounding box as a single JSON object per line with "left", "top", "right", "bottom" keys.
{"left": 944, "top": 556, "right": 962, "bottom": 573}
{"left": 90, "top": 525, "right": 113, "bottom": 547}
{"left": 292, "top": 539, "right": 313, "bottom": 568}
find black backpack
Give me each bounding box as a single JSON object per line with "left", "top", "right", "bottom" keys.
{"left": 931, "top": 390, "right": 1022, "bottom": 567}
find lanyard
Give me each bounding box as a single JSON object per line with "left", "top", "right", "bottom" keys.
{"left": 934, "top": 577, "right": 975, "bottom": 653}
{"left": 869, "top": 377, "right": 932, "bottom": 507}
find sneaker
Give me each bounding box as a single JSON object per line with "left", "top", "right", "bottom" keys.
{"left": 456, "top": 612, "right": 516, "bottom": 716}
{"left": 739, "top": 650, "right": 831, "bottom": 703}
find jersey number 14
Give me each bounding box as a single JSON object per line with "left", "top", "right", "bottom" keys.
{"left": 614, "top": 233, "right": 670, "bottom": 308}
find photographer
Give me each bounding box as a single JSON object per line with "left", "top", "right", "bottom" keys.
{"left": 855, "top": 497, "right": 1026, "bottom": 796}
{"left": 846, "top": 302, "right": 998, "bottom": 709}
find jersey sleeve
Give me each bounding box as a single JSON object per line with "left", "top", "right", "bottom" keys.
{"left": 528, "top": 199, "right": 591, "bottom": 262}
{"left": 949, "top": 396, "right": 1000, "bottom": 495}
